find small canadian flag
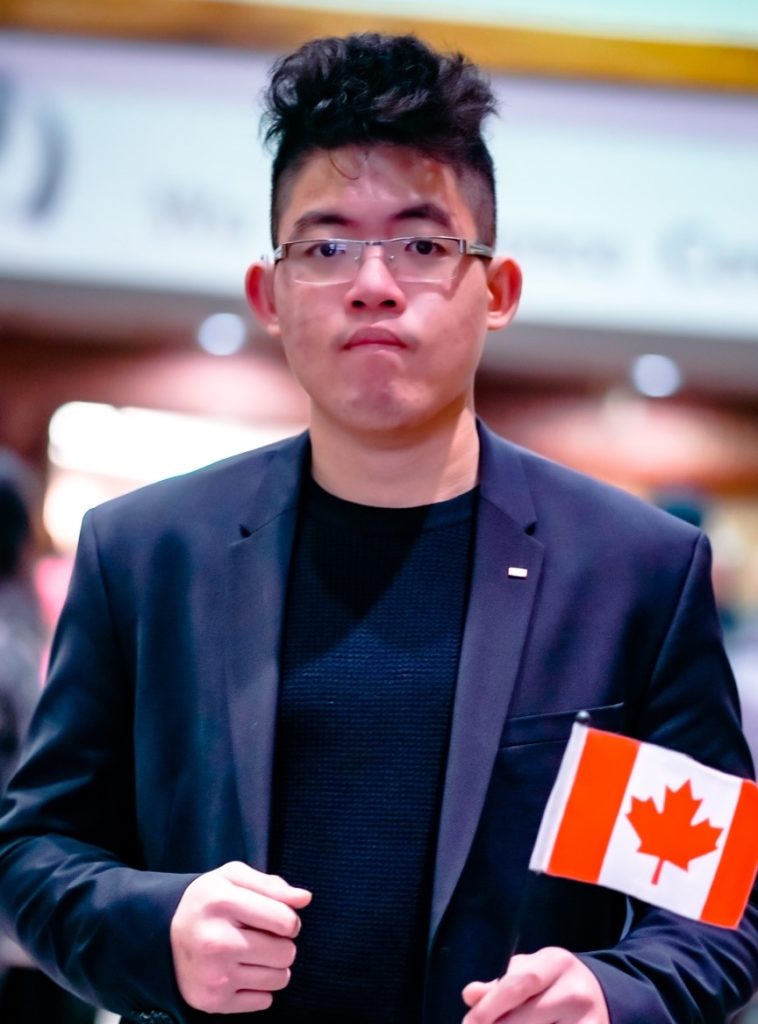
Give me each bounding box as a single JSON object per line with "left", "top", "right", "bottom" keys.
{"left": 529, "top": 720, "right": 758, "bottom": 928}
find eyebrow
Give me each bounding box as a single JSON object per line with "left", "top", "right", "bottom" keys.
{"left": 391, "top": 203, "right": 453, "bottom": 230}
{"left": 288, "top": 211, "right": 354, "bottom": 237}
{"left": 287, "top": 202, "right": 453, "bottom": 240}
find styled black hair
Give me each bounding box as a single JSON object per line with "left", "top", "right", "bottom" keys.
{"left": 262, "top": 33, "right": 498, "bottom": 245}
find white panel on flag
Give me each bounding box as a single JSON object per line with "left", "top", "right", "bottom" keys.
{"left": 598, "top": 744, "right": 742, "bottom": 919}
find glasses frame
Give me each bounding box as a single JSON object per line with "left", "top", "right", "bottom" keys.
{"left": 271, "top": 235, "right": 494, "bottom": 284}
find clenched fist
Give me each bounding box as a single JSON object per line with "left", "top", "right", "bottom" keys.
{"left": 170, "top": 860, "right": 312, "bottom": 1014}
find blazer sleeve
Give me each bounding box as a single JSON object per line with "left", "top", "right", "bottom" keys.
{"left": 0, "top": 512, "right": 197, "bottom": 1021}
{"left": 578, "top": 533, "right": 758, "bottom": 1024}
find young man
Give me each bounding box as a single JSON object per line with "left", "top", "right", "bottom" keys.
{"left": 0, "top": 33, "right": 756, "bottom": 1024}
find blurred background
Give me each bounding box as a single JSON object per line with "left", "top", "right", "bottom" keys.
{"left": 0, "top": 1, "right": 757, "bottom": 1019}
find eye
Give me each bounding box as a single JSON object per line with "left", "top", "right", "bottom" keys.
{"left": 406, "top": 237, "right": 447, "bottom": 257}
{"left": 311, "top": 240, "right": 347, "bottom": 259}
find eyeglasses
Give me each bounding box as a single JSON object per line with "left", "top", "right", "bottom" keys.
{"left": 272, "top": 236, "right": 494, "bottom": 284}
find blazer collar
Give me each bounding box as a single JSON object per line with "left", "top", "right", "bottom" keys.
{"left": 477, "top": 419, "right": 538, "bottom": 532}
{"left": 235, "top": 430, "right": 311, "bottom": 537}
{"left": 233, "top": 421, "right": 538, "bottom": 532}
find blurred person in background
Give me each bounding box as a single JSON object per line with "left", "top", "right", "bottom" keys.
{"left": 658, "top": 490, "right": 758, "bottom": 766}
{"left": 725, "top": 593, "right": 758, "bottom": 780}
{"left": 0, "top": 450, "right": 95, "bottom": 1023}
{"left": 0, "top": 450, "right": 42, "bottom": 803}
{"left": 0, "top": 32, "right": 756, "bottom": 1024}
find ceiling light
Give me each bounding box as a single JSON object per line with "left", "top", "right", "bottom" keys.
{"left": 197, "top": 312, "right": 247, "bottom": 356}
{"left": 630, "top": 354, "right": 682, "bottom": 398}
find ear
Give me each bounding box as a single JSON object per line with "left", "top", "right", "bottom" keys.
{"left": 485, "top": 257, "right": 522, "bottom": 332}
{"left": 245, "top": 261, "right": 281, "bottom": 339}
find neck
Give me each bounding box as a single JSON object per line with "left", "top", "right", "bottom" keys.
{"left": 308, "top": 407, "right": 480, "bottom": 507}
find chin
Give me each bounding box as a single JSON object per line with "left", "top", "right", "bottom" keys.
{"left": 338, "top": 399, "right": 462, "bottom": 438}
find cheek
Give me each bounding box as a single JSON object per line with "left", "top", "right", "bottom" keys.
{"left": 275, "top": 303, "right": 320, "bottom": 355}
{"left": 413, "top": 291, "right": 488, "bottom": 364}
{"left": 275, "top": 286, "right": 339, "bottom": 344}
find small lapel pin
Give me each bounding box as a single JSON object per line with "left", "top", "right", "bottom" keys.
{"left": 507, "top": 566, "right": 528, "bottom": 579}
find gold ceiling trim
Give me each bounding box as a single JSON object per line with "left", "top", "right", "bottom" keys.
{"left": 3, "top": 0, "right": 758, "bottom": 91}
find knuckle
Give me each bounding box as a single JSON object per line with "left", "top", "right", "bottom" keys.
{"left": 193, "top": 987, "right": 226, "bottom": 1014}
{"left": 540, "top": 942, "right": 569, "bottom": 966}
{"left": 544, "top": 945, "right": 573, "bottom": 969}
{"left": 219, "top": 860, "right": 254, "bottom": 886}
{"left": 196, "top": 926, "right": 233, "bottom": 959}
{"left": 207, "top": 895, "right": 238, "bottom": 919}
{"left": 280, "top": 939, "right": 297, "bottom": 968}
{"left": 270, "top": 967, "right": 291, "bottom": 991}
{"left": 197, "top": 937, "right": 223, "bottom": 958}
{"left": 223, "top": 859, "right": 249, "bottom": 874}
{"left": 519, "top": 968, "right": 541, "bottom": 991}
{"left": 266, "top": 937, "right": 297, "bottom": 967}
{"left": 275, "top": 908, "right": 300, "bottom": 938}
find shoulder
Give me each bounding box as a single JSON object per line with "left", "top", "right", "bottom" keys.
{"left": 85, "top": 432, "right": 306, "bottom": 538}
{"left": 479, "top": 425, "right": 702, "bottom": 574}
{"left": 492, "top": 428, "right": 696, "bottom": 532}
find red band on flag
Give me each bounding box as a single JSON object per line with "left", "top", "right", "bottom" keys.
{"left": 700, "top": 778, "right": 758, "bottom": 928}
{"left": 547, "top": 728, "right": 639, "bottom": 883}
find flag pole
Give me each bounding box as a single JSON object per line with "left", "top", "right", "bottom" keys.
{"left": 501, "top": 710, "right": 593, "bottom": 972}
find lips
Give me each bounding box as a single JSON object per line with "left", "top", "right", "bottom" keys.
{"left": 343, "top": 327, "right": 407, "bottom": 350}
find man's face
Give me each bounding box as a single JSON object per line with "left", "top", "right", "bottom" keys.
{"left": 247, "top": 145, "right": 520, "bottom": 439}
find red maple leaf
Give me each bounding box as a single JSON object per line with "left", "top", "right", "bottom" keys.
{"left": 626, "top": 780, "right": 722, "bottom": 885}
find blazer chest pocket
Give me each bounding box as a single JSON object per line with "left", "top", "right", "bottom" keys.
{"left": 486, "top": 703, "right": 628, "bottom": 847}
{"left": 498, "top": 701, "right": 626, "bottom": 750}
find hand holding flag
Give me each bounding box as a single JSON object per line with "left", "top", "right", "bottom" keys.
{"left": 529, "top": 719, "right": 758, "bottom": 928}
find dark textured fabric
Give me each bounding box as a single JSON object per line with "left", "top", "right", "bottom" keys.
{"left": 267, "top": 480, "right": 477, "bottom": 1023}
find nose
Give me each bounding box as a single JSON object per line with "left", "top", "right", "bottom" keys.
{"left": 344, "top": 246, "right": 407, "bottom": 312}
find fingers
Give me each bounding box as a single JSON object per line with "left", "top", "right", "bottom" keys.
{"left": 462, "top": 980, "right": 497, "bottom": 1007}
{"left": 215, "top": 990, "right": 275, "bottom": 1015}
{"left": 218, "top": 883, "right": 305, "bottom": 938}
{"left": 222, "top": 860, "right": 312, "bottom": 908}
{"left": 170, "top": 862, "right": 311, "bottom": 1014}
{"left": 238, "top": 930, "right": 298, "bottom": 970}
{"left": 462, "top": 954, "right": 548, "bottom": 1024}
{"left": 190, "top": 862, "right": 311, "bottom": 938}
{"left": 461, "top": 948, "right": 608, "bottom": 1024}
{"left": 185, "top": 960, "right": 292, "bottom": 1008}
{"left": 234, "top": 962, "right": 292, "bottom": 992}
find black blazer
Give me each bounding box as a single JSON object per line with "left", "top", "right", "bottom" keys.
{"left": 0, "top": 423, "right": 756, "bottom": 1024}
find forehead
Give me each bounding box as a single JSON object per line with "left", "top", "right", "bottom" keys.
{"left": 277, "top": 145, "right": 480, "bottom": 239}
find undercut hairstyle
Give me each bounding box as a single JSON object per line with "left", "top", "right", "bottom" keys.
{"left": 261, "top": 33, "right": 498, "bottom": 246}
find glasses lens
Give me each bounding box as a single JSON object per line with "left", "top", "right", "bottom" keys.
{"left": 389, "top": 237, "right": 461, "bottom": 281}
{"left": 286, "top": 240, "right": 358, "bottom": 283}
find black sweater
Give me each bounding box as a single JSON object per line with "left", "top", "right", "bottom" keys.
{"left": 267, "top": 479, "right": 477, "bottom": 1023}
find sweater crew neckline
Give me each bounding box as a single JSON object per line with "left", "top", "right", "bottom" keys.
{"left": 304, "top": 476, "right": 478, "bottom": 535}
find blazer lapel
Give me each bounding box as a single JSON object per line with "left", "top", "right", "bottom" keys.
{"left": 430, "top": 425, "right": 544, "bottom": 943}
{"left": 225, "top": 434, "right": 309, "bottom": 869}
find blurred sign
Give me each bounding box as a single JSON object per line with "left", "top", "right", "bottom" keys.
{"left": 223, "top": 0, "right": 758, "bottom": 43}
{"left": 1, "top": 33, "right": 757, "bottom": 340}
